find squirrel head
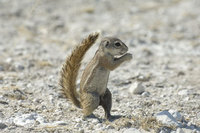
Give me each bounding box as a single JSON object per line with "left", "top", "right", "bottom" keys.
{"left": 100, "top": 37, "right": 128, "bottom": 56}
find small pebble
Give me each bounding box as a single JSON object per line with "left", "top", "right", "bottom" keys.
{"left": 91, "top": 119, "right": 99, "bottom": 124}
{"left": 155, "top": 110, "right": 182, "bottom": 127}
{"left": 15, "top": 64, "right": 25, "bottom": 71}
{"left": 0, "top": 123, "right": 7, "bottom": 129}
{"left": 176, "top": 128, "right": 184, "bottom": 133}
{"left": 6, "top": 58, "right": 12, "bottom": 63}
{"left": 129, "top": 82, "right": 145, "bottom": 95}
{"left": 13, "top": 113, "right": 46, "bottom": 127}
{"left": 178, "top": 90, "right": 190, "bottom": 96}
{"left": 141, "top": 91, "right": 150, "bottom": 97}
{"left": 0, "top": 66, "right": 4, "bottom": 71}
{"left": 169, "top": 109, "right": 184, "bottom": 122}
{"left": 123, "top": 128, "right": 141, "bottom": 133}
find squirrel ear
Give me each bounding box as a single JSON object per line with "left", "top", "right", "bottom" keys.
{"left": 102, "top": 40, "right": 109, "bottom": 47}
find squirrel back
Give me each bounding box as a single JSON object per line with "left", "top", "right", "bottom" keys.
{"left": 59, "top": 32, "right": 99, "bottom": 108}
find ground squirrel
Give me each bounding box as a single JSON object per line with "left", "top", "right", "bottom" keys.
{"left": 60, "top": 32, "right": 132, "bottom": 120}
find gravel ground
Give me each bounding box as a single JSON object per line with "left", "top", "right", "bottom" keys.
{"left": 0, "top": 0, "right": 200, "bottom": 132}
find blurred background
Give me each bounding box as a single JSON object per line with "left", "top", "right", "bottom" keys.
{"left": 1, "top": 0, "right": 200, "bottom": 47}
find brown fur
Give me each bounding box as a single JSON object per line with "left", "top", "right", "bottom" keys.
{"left": 59, "top": 32, "right": 99, "bottom": 108}
{"left": 60, "top": 32, "right": 132, "bottom": 119}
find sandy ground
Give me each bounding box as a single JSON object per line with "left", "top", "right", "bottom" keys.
{"left": 0, "top": 0, "right": 200, "bottom": 132}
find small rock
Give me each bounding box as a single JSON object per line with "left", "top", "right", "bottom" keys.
{"left": 0, "top": 112, "right": 5, "bottom": 118}
{"left": 187, "top": 121, "right": 197, "bottom": 129}
{"left": 0, "top": 66, "right": 4, "bottom": 71}
{"left": 15, "top": 64, "right": 25, "bottom": 71}
{"left": 141, "top": 91, "right": 150, "bottom": 97}
{"left": 142, "top": 48, "right": 153, "bottom": 57}
{"left": 137, "top": 74, "right": 150, "bottom": 81}
{"left": 89, "top": 118, "right": 99, "bottom": 124}
{"left": 176, "top": 128, "right": 196, "bottom": 133}
{"left": 74, "top": 118, "right": 82, "bottom": 123}
{"left": 79, "top": 129, "right": 84, "bottom": 133}
{"left": 0, "top": 100, "right": 9, "bottom": 105}
{"left": 155, "top": 110, "right": 182, "bottom": 127}
{"left": 13, "top": 113, "right": 46, "bottom": 127}
{"left": 36, "top": 115, "right": 47, "bottom": 124}
{"left": 40, "top": 121, "right": 67, "bottom": 128}
{"left": 26, "top": 83, "right": 33, "bottom": 88}
{"left": 168, "top": 109, "right": 184, "bottom": 122}
{"left": 105, "top": 129, "right": 117, "bottom": 133}
{"left": 0, "top": 123, "right": 7, "bottom": 129}
{"left": 28, "top": 62, "right": 34, "bottom": 68}
{"left": 53, "top": 21, "right": 65, "bottom": 31}
{"left": 159, "top": 126, "right": 173, "bottom": 133}
{"left": 155, "top": 82, "right": 164, "bottom": 88}
{"left": 123, "top": 128, "right": 141, "bottom": 133}
{"left": 160, "top": 94, "right": 166, "bottom": 98}
{"left": 95, "top": 123, "right": 102, "bottom": 128}
{"left": 177, "top": 71, "right": 185, "bottom": 76}
{"left": 74, "top": 123, "right": 81, "bottom": 128}
{"left": 176, "top": 128, "right": 184, "bottom": 133}
{"left": 183, "top": 97, "right": 190, "bottom": 101}
{"left": 6, "top": 58, "right": 12, "bottom": 63}
{"left": 129, "top": 82, "right": 145, "bottom": 94}
{"left": 4, "top": 89, "right": 27, "bottom": 100}
{"left": 178, "top": 90, "right": 190, "bottom": 96}
{"left": 54, "top": 121, "right": 67, "bottom": 126}
{"left": 106, "top": 125, "right": 114, "bottom": 130}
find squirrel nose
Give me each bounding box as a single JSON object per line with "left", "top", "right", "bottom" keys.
{"left": 124, "top": 46, "right": 128, "bottom": 52}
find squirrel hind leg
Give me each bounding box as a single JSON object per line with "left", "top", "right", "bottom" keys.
{"left": 100, "top": 88, "right": 112, "bottom": 119}
{"left": 82, "top": 92, "right": 100, "bottom": 117}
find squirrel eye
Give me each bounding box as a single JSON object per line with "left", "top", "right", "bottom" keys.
{"left": 114, "top": 42, "right": 121, "bottom": 47}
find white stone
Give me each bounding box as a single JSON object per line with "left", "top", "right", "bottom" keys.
{"left": 13, "top": 113, "right": 36, "bottom": 127}
{"left": 129, "top": 82, "right": 145, "bottom": 94}
{"left": 183, "top": 97, "right": 189, "bottom": 101}
{"left": 6, "top": 58, "right": 12, "bottom": 63}
{"left": 15, "top": 63, "right": 25, "bottom": 71}
{"left": 0, "top": 66, "right": 4, "bottom": 71}
{"left": 91, "top": 119, "right": 99, "bottom": 124}
{"left": 26, "top": 83, "right": 32, "bottom": 88}
{"left": 40, "top": 121, "right": 67, "bottom": 128}
{"left": 13, "top": 113, "right": 46, "bottom": 127}
{"left": 141, "top": 91, "right": 150, "bottom": 97}
{"left": 176, "top": 128, "right": 184, "bottom": 133}
{"left": 74, "top": 123, "right": 81, "bottom": 128}
{"left": 105, "top": 129, "right": 120, "bottom": 133}
{"left": 169, "top": 109, "right": 183, "bottom": 122}
{"left": 176, "top": 128, "right": 196, "bottom": 133}
{"left": 36, "top": 115, "right": 47, "bottom": 124}
{"left": 155, "top": 110, "right": 182, "bottom": 127}
{"left": 178, "top": 90, "right": 190, "bottom": 96}
{"left": 95, "top": 123, "right": 102, "bottom": 128}
{"left": 123, "top": 128, "right": 141, "bottom": 133}
{"left": 74, "top": 118, "right": 82, "bottom": 123}
{"left": 54, "top": 121, "right": 67, "bottom": 126}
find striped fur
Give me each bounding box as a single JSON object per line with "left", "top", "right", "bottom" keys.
{"left": 59, "top": 32, "right": 99, "bottom": 108}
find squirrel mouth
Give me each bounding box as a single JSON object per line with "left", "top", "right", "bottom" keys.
{"left": 120, "top": 50, "right": 127, "bottom": 55}
{"left": 115, "top": 51, "right": 127, "bottom": 58}
{"left": 120, "top": 52, "right": 126, "bottom": 55}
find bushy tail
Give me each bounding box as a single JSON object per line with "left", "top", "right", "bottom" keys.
{"left": 59, "top": 32, "right": 99, "bottom": 108}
